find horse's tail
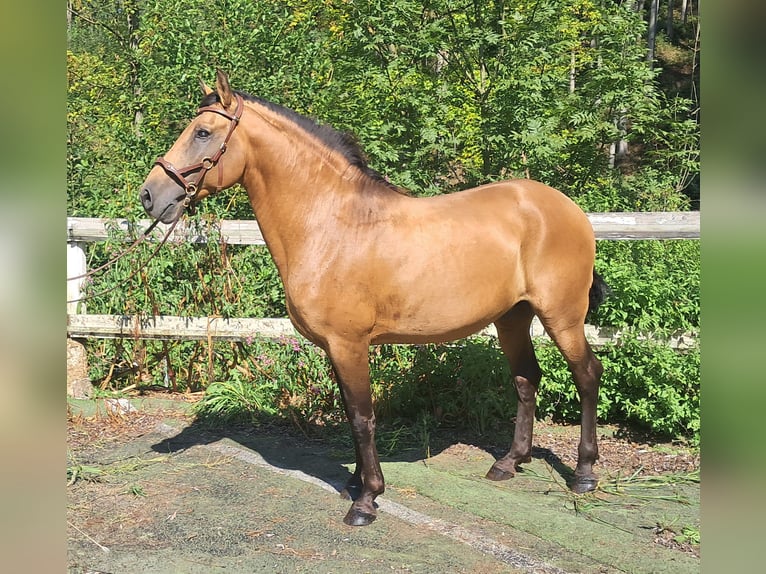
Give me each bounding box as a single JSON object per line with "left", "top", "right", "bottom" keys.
{"left": 588, "top": 270, "right": 610, "bottom": 316}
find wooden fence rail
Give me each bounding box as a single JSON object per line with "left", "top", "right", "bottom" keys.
{"left": 66, "top": 313, "right": 698, "bottom": 350}
{"left": 66, "top": 211, "right": 700, "bottom": 245}
{"left": 66, "top": 212, "right": 700, "bottom": 347}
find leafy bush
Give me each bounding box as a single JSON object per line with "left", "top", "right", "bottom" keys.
{"left": 68, "top": 1, "right": 698, "bottom": 205}
{"left": 193, "top": 336, "right": 341, "bottom": 425}
{"left": 371, "top": 341, "right": 515, "bottom": 434}
{"left": 189, "top": 333, "right": 699, "bottom": 445}
{"left": 534, "top": 337, "right": 700, "bottom": 443}
{"left": 193, "top": 372, "right": 275, "bottom": 424}
{"left": 534, "top": 237, "right": 701, "bottom": 444}
{"left": 594, "top": 240, "right": 700, "bottom": 332}
{"left": 194, "top": 338, "right": 517, "bottom": 434}
{"left": 84, "top": 214, "right": 285, "bottom": 320}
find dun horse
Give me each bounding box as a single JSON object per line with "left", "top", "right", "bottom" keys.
{"left": 140, "top": 71, "right": 607, "bottom": 526}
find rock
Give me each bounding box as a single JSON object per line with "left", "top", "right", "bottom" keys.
{"left": 67, "top": 337, "right": 93, "bottom": 398}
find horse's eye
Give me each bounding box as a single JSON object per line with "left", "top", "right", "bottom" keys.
{"left": 195, "top": 128, "right": 211, "bottom": 139}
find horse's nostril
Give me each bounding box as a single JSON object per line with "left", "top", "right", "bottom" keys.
{"left": 140, "top": 188, "right": 153, "bottom": 209}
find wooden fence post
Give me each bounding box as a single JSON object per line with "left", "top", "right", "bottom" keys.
{"left": 67, "top": 241, "right": 87, "bottom": 315}
{"left": 67, "top": 240, "right": 93, "bottom": 398}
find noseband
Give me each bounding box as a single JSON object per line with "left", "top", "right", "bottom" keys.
{"left": 154, "top": 93, "right": 244, "bottom": 206}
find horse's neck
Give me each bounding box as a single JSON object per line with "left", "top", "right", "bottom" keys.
{"left": 238, "top": 106, "right": 393, "bottom": 271}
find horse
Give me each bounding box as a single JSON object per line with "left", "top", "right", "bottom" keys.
{"left": 140, "top": 70, "right": 607, "bottom": 527}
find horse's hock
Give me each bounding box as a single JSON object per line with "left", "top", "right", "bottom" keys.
{"left": 67, "top": 337, "right": 93, "bottom": 399}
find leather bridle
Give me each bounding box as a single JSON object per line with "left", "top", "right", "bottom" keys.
{"left": 154, "top": 93, "right": 244, "bottom": 207}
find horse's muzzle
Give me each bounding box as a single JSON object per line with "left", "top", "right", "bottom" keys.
{"left": 139, "top": 186, "right": 185, "bottom": 223}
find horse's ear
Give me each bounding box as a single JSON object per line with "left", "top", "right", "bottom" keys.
{"left": 215, "top": 69, "right": 233, "bottom": 108}
{"left": 199, "top": 78, "right": 214, "bottom": 97}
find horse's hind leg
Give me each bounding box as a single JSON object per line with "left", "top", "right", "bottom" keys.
{"left": 543, "top": 320, "right": 603, "bottom": 493}
{"left": 486, "top": 302, "right": 543, "bottom": 481}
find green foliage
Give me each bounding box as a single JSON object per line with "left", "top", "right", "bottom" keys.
{"left": 69, "top": 1, "right": 700, "bottom": 443}
{"left": 534, "top": 337, "right": 700, "bottom": 443}
{"left": 193, "top": 372, "right": 275, "bottom": 424}
{"left": 194, "top": 337, "right": 517, "bottom": 434}
{"left": 83, "top": 214, "right": 286, "bottom": 320}
{"left": 127, "top": 484, "right": 147, "bottom": 497}
{"left": 67, "top": 464, "right": 103, "bottom": 486}
{"left": 191, "top": 334, "right": 699, "bottom": 444}
{"left": 675, "top": 525, "right": 701, "bottom": 546}
{"left": 371, "top": 340, "right": 515, "bottom": 434}
{"left": 594, "top": 240, "right": 700, "bottom": 332}
{"left": 193, "top": 336, "right": 342, "bottom": 425}
{"left": 68, "top": 0, "right": 699, "bottom": 204}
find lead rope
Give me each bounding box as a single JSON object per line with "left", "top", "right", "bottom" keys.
{"left": 67, "top": 216, "right": 163, "bottom": 282}
{"left": 66, "top": 216, "right": 182, "bottom": 305}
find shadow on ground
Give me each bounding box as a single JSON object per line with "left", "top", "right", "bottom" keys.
{"left": 67, "top": 398, "right": 699, "bottom": 574}
{"left": 147, "top": 415, "right": 579, "bottom": 499}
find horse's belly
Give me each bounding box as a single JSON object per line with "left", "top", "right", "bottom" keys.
{"left": 367, "top": 226, "right": 525, "bottom": 344}
{"left": 369, "top": 276, "right": 521, "bottom": 345}
{"left": 370, "top": 317, "right": 498, "bottom": 345}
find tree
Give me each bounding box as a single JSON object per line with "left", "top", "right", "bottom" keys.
{"left": 646, "top": 0, "right": 659, "bottom": 64}
{"left": 68, "top": 0, "right": 699, "bottom": 213}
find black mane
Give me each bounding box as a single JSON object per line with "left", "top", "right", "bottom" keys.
{"left": 199, "top": 90, "right": 402, "bottom": 192}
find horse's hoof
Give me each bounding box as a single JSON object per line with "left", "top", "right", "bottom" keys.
{"left": 343, "top": 507, "right": 377, "bottom": 526}
{"left": 570, "top": 476, "right": 599, "bottom": 494}
{"left": 485, "top": 464, "right": 515, "bottom": 481}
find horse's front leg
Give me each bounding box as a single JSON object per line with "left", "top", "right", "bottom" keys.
{"left": 326, "top": 339, "right": 384, "bottom": 526}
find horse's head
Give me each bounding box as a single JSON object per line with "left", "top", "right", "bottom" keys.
{"left": 140, "top": 70, "right": 247, "bottom": 223}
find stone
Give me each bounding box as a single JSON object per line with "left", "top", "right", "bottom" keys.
{"left": 67, "top": 337, "right": 93, "bottom": 398}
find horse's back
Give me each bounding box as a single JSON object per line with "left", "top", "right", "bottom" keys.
{"left": 406, "top": 178, "right": 595, "bottom": 262}
{"left": 452, "top": 179, "right": 591, "bottom": 232}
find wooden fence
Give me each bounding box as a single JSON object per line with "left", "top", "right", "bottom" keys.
{"left": 66, "top": 212, "right": 700, "bottom": 348}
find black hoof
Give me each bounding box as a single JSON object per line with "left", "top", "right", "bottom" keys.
{"left": 343, "top": 507, "right": 377, "bottom": 526}
{"left": 569, "top": 476, "right": 599, "bottom": 494}
{"left": 485, "top": 465, "right": 515, "bottom": 481}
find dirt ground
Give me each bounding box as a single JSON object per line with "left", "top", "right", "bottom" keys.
{"left": 67, "top": 395, "right": 699, "bottom": 573}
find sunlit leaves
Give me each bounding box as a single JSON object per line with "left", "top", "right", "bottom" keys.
{"left": 68, "top": 0, "right": 698, "bottom": 207}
